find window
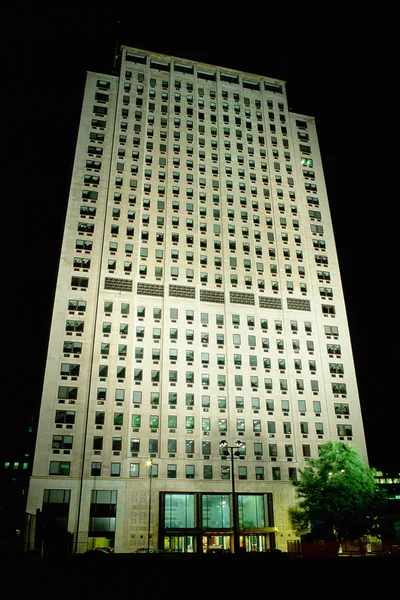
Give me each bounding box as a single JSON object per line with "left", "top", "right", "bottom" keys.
{"left": 168, "top": 438, "right": 177, "bottom": 455}
{"left": 52, "top": 435, "right": 73, "bottom": 450}
{"left": 133, "top": 391, "right": 142, "bottom": 404}
{"left": 149, "top": 415, "right": 159, "bottom": 429}
{"left": 337, "top": 424, "right": 353, "bottom": 437}
{"left": 334, "top": 403, "right": 349, "bottom": 415}
{"left": 91, "top": 462, "right": 101, "bottom": 476}
{"left": 266, "top": 399, "right": 274, "bottom": 412}
{"left": 272, "top": 467, "right": 281, "bottom": 480}
{"left": 130, "top": 439, "right": 140, "bottom": 453}
{"left": 204, "top": 465, "right": 213, "bottom": 479}
{"left": 221, "top": 466, "right": 230, "bottom": 480}
{"left": 112, "top": 437, "right": 122, "bottom": 451}
{"left": 202, "top": 395, "right": 210, "bottom": 407}
{"left": 285, "top": 444, "right": 294, "bottom": 458}
{"left": 95, "top": 412, "right": 105, "bottom": 425}
{"left": 60, "top": 363, "right": 80, "bottom": 377}
{"left": 111, "top": 463, "right": 121, "bottom": 477}
{"left": 186, "top": 465, "right": 195, "bottom": 479}
{"left": 49, "top": 461, "right": 71, "bottom": 476}
{"left": 253, "top": 420, "right": 261, "bottom": 432}
{"left": 149, "top": 439, "right": 159, "bottom": 453}
{"left": 283, "top": 422, "right": 291, "bottom": 435}
{"left": 168, "top": 464, "right": 177, "bottom": 478}
{"left": 238, "top": 466, "right": 247, "bottom": 480}
{"left": 55, "top": 410, "right": 76, "bottom": 425}
{"left": 255, "top": 467, "right": 264, "bottom": 480}
{"left": 168, "top": 416, "right": 177, "bottom": 430}
{"left": 132, "top": 414, "right": 141, "bottom": 429}
{"left": 236, "top": 419, "right": 245, "bottom": 432}
{"left": 130, "top": 463, "right": 140, "bottom": 477}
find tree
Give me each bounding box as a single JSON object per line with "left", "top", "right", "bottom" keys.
{"left": 289, "top": 441, "right": 386, "bottom": 541}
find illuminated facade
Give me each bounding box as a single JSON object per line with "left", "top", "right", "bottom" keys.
{"left": 26, "top": 46, "right": 367, "bottom": 554}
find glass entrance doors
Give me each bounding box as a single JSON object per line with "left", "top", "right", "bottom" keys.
{"left": 202, "top": 534, "right": 231, "bottom": 553}
{"left": 202, "top": 533, "right": 267, "bottom": 553}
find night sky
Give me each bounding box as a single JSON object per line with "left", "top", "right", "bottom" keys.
{"left": 5, "top": 5, "right": 398, "bottom": 471}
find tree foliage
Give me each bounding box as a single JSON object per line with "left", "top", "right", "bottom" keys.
{"left": 289, "top": 441, "right": 386, "bottom": 541}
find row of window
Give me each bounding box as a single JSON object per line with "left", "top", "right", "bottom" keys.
{"left": 104, "top": 305, "right": 323, "bottom": 331}
{"left": 133, "top": 330, "right": 327, "bottom": 352}
{"left": 58, "top": 387, "right": 348, "bottom": 415}
{"left": 50, "top": 459, "right": 294, "bottom": 481}
{"left": 122, "top": 72, "right": 286, "bottom": 110}
{"left": 56, "top": 432, "right": 329, "bottom": 453}
{"left": 101, "top": 246, "right": 313, "bottom": 270}
{"left": 62, "top": 362, "right": 348, "bottom": 393}
{"left": 117, "top": 140, "right": 295, "bottom": 169}
{"left": 89, "top": 413, "right": 330, "bottom": 434}
{"left": 99, "top": 462, "right": 291, "bottom": 481}
{"left": 69, "top": 298, "right": 339, "bottom": 339}
{"left": 119, "top": 149, "right": 310, "bottom": 172}
{"left": 119, "top": 82, "right": 285, "bottom": 117}
{"left": 68, "top": 343, "right": 343, "bottom": 376}
{"left": 91, "top": 426, "right": 352, "bottom": 455}
{"left": 93, "top": 366, "right": 344, "bottom": 392}
{"left": 57, "top": 403, "right": 350, "bottom": 424}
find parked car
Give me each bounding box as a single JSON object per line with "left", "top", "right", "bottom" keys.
{"left": 84, "top": 547, "right": 114, "bottom": 556}
{"left": 263, "top": 548, "right": 285, "bottom": 556}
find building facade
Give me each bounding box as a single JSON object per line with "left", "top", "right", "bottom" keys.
{"left": 26, "top": 46, "right": 367, "bottom": 554}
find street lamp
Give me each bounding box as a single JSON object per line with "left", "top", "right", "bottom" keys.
{"left": 220, "top": 439, "right": 243, "bottom": 553}
{"left": 146, "top": 459, "right": 154, "bottom": 553}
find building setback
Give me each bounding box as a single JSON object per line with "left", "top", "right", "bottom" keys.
{"left": 26, "top": 46, "right": 367, "bottom": 554}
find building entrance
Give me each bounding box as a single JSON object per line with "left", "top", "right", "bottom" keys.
{"left": 202, "top": 533, "right": 267, "bottom": 553}
{"left": 202, "top": 533, "right": 231, "bottom": 553}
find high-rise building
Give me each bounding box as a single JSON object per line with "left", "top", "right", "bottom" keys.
{"left": 26, "top": 46, "right": 366, "bottom": 554}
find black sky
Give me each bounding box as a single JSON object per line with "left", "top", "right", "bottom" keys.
{"left": 5, "top": 5, "right": 398, "bottom": 471}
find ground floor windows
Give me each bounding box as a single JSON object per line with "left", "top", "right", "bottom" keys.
{"left": 163, "top": 493, "right": 269, "bottom": 530}
{"left": 89, "top": 490, "right": 117, "bottom": 546}
{"left": 163, "top": 533, "right": 269, "bottom": 554}
{"left": 202, "top": 494, "right": 231, "bottom": 528}
{"left": 43, "top": 489, "right": 71, "bottom": 530}
{"left": 160, "top": 492, "right": 274, "bottom": 553}
{"left": 34, "top": 489, "right": 274, "bottom": 555}
{"left": 164, "top": 493, "right": 195, "bottom": 528}
{"left": 238, "top": 494, "right": 265, "bottom": 528}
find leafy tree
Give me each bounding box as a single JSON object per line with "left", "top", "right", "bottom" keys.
{"left": 289, "top": 441, "right": 386, "bottom": 541}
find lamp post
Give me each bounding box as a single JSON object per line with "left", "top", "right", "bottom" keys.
{"left": 146, "top": 459, "right": 153, "bottom": 553}
{"left": 220, "top": 439, "right": 242, "bottom": 553}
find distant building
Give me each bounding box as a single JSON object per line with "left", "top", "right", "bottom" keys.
{"left": 26, "top": 46, "right": 367, "bottom": 554}
{"left": 1, "top": 415, "right": 35, "bottom": 553}
{"left": 375, "top": 471, "right": 400, "bottom": 544}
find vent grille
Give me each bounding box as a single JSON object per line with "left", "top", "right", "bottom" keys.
{"left": 169, "top": 284, "right": 196, "bottom": 299}
{"left": 259, "top": 296, "right": 282, "bottom": 309}
{"left": 230, "top": 291, "right": 255, "bottom": 305}
{"left": 104, "top": 277, "right": 133, "bottom": 292}
{"left": 287, "top": 298, "right": 311, "bottom": 311}
{"left": 137, "top": 282, "right": 164, "bottom": 296}
{"left": 200, "top": 289, "right": 225, "bottom": 303}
